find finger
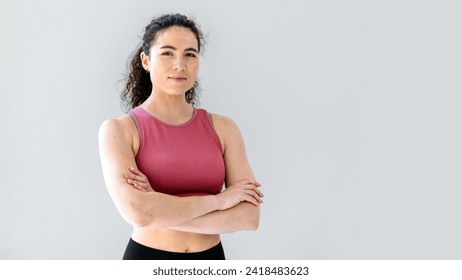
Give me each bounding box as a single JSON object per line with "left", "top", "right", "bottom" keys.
{"left": 239, "top": 180, "right": 261, "bottom": 189}
{"left": 238, "top": 190, "right": 260, "bottom": 204}
{"left": 137, "top": 182, "right": 150, "bottom": 191}
{"left": 129, "top": 167, "right": 144, "bottom": 176}
{"left": 132, "top": 181, "right": 150, "bottom": 191}
{"left": 250, "top": 180, "right": 261, "bottom": 187}
{"left": 242, "top": 195, "right": 260, "bottom": 206}
{"left": 136, "top": 182, "right": 151, "bottom": 192}
{"left": 251, "top": 190, "right": 264, "bottom": 202}
{"left": 132, "top": 183, "right": 146, "bottom": 192}
{"left": 127, "top": 168, "right": 143, "bottom": 178}
{"left": 127, "top": 178, "right": 147, "bottom": 189}
{"left": 254, "top": 187, "right": 264, "bottom": 198}
{"left": 241, "top": 184, "right": 264, "bottom": 197}
{"left": 241, "top": 187, "right": 263, "bottom": 201}
{"left": 136, "top": 181, "right": 153, "bottom": 192}
{"left": 245, "top": 189, "right": 264, "bottom": 203}
{"left": 126, "top": 173, "right": 148, "bottom": 183}
{"left": 129, "top": 167, "right": 147, "bottom": 179}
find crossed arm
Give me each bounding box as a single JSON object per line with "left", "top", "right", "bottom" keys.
{"left": 98, "top": 113, "right": 263, "bottom": 234}
{"left": 127, "top": 167, "right": 261, "bottom": 234}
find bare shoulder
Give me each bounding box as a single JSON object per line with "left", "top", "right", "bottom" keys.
{"left": 98, "top": 114, "right": 137, "bottom": 144}
{"left": 209, "top": 112, "right": 245, "bottom": 154}
{"left": 209, "top": 113, "right": 241, "bottom": 136}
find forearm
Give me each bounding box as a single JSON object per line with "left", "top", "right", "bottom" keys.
{"left": 169, "top": 202, "right": 260, "bottom": 234}
{"left": 120, "top": 186, "right": 220, "bottom": 228}
{"left": 122, "top": 168, "right": 262, "bottom": 229}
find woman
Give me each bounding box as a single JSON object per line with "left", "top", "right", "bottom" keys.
{"left": 98, "top": 14, "right": 263, "bottom": 260}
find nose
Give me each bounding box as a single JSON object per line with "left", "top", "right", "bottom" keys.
{"left": 173, "top": 57, "right": 186, "bottom": 71}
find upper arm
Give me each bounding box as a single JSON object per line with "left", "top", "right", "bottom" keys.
{"left": 211, "top": 114, "right": 256, "bottom": 187}
{"left": 98, "top": 116, "right": 142, "bottom": 224}
{"left": 211, "top": 113, "right": 260, "bottom": 228}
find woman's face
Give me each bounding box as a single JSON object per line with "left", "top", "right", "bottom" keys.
{"left": 141, "top": 26, "right": 199, "bottom": 98}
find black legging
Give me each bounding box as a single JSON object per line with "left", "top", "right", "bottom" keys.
{"left": 122, "top": 238, "right": 226, "bottom": 260}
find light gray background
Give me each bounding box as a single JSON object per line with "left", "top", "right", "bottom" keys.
{"left": 1, "top": 0, "right": 461, "bottom": 259}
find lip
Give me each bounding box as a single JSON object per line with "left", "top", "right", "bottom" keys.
{"left": 168, "top": 76, "right": 187, "bottom": 81}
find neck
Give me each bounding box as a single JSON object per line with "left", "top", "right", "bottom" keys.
{"left": 141, "top": 90, "right": 194, "bottom": 123}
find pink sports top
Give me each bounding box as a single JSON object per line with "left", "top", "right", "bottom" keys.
{"left": 130, "top": 106, "right": 225, "bottom": 197}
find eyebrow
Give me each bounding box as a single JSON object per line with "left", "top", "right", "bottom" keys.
{"left": 159, "top": 45, "right": 198, "bottom": 53}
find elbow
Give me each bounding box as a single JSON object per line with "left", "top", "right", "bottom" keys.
{"left": 247, "top": 214, "right": 260, "bottom": 231}
{"left": 119, "top": 198, "right": 155, "bottom": 228}
{"left": 127, "top": 213, "right": 152, "bottom": 228}
{"left": 246, "top": 219, "right": 259, "bottom": 231}
{"left": 244, "top": 205, "right": 260, "bottom": 231}
{"left": 121, "top": 193, "right": 173, "bottom": 228}
{"left": 120, "top": 208, "right": 151, "bottom": 228}
{"left": 107, "top": 182, "right": 160, "bottom": 228}
{"left": 125, "top": 200, "right": 171, "bottom": 228}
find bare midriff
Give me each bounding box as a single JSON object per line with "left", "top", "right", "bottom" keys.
{"left": 131, "top": 227, "right": 220, "bottom": 253}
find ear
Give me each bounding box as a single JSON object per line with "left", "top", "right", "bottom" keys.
{"left": 140, "top": 51, "right": 150, "bottom": 71}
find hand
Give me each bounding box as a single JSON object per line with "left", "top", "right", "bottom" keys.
{"left": 125, "top": 167, "right": 154, "bottom": 192}
{"left": 216, "top": 179, "right": 263, "bottom": 210}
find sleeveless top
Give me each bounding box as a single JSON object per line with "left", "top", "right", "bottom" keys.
{"left": 130, "top": 106, "right": 225, "bottom": 197}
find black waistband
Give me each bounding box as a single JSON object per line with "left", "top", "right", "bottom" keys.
{"left": 123, "top": 238, "right": 226, "bottom": 260}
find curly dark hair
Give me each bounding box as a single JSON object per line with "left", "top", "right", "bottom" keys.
{"left": 121, "top": 14, "right": 204, "bottom": 111}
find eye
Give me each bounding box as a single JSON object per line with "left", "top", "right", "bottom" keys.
{"left": 161, "top": 51, "right": 173, "bottom": 56}
{"left": 185, "top": 53, "right": 197, "bottom": 58}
